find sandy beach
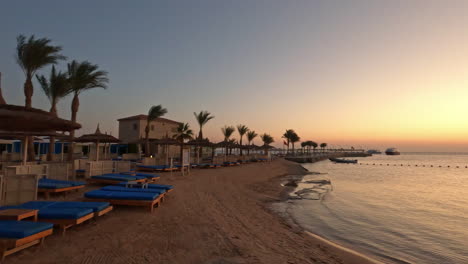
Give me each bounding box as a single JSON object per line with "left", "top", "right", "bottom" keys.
{"left": 8, "top": 159, "right": 380, "bottom": 264}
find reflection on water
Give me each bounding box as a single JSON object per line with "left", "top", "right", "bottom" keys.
{"left": 286, "top": 154, "right": 468, "bottom": 264}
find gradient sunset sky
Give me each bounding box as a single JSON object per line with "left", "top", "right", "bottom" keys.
{"left": 1, "top": 1, "right": 468, "bottom": 151}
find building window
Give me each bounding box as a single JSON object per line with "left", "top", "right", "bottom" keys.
{"left": 133, "top": 123, "right": 137, "bottom": 130}
{"left": 151, "top": 125, "right": 154, "bottom": 131}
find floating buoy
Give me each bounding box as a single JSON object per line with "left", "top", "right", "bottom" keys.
{"left": 387, "top": 164, "right": 389, "bottom": 166}
{"left": 448, "top": 166, "right": 450, "bottom": 168}
{"left": 415, "top": 165, "right": 418, "bottom": 167}
{"left": 422, "top": 165, "right": 425, "bottom": 167}
{"left": 456, "top": 166, "right": 459, "bottom": 168}
{"left": 401, "top": 164, "right": 403, "bottom": 166}
{"left": 439, "top": 165, "right": 442, "bottom": 167}
{"left": 431, "top": 165, "right": 433, "bottom": 167}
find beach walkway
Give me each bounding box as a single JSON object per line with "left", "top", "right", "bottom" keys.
{"left": 8, "top": 159, "right": 343, "bottom": 264}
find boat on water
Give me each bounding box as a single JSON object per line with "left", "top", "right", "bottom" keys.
{"left": 329, "top": 157, "right": 358, "bottom": 164}
{"left": 367, "top": 149, "right": 382, "bottom": 154}
{"left": 385, "top": 148, "right": 400, "bottom": 155}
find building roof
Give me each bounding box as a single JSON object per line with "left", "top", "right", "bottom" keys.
{"left": 117, "top": 114, "right": 182, "bottom": 125}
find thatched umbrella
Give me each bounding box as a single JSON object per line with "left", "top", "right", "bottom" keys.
{"left": 187, "top": 138, "right": 213, "bottom": 163}
{"left": 0, "top": 104, "right": 80, "bottom": 132}
{"left": 74, "top": 125, "right": 119, "bottom": 161}
{"left": 0, "top": 104, "right": 81, "bottom": 164}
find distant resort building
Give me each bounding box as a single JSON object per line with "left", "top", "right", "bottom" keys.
{"left": 117, "top": 114, "right": 182, "bottom": 157}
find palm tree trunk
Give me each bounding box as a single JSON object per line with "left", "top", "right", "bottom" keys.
{"left": 239, "top": 137, "right": 243, "bottom": 156}
{"left": 68, "top": 94, "right": 80, "bottom": 162}
{"left": 179, "top": 143, "right": 184, "bottom": 165}
{"left": 0, "top": 72, "right": 6, "bottom": 105}
{"left": 24, "top": 75, "right": 33, "bottom": 108}
{"left": 145, "top": 123, "right": 150, "bottom": 156}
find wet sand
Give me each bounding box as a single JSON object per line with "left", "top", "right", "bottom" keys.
{"left": 9, "top": 159, "right": 380, "bottom": 264}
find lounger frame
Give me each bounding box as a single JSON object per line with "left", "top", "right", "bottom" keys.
{"left": 0, "top": 229, "right": 53, "bottom": 259}
{"left": 95, "top": 205, "right": 113, "bottom": 217}
{"left": 86, "top": 178, "right": 146, "bottom": 185}
{"left": 40, "top": 212, "right": 94, "bottom": 235}
{"left": 38, "top": 185, "right": 85, "bottom": 198}
{"left": 136, "top": 166, "right": 176, "bottom": 173}
{"left": 85, "top": 195, "right": 163, "bottom": 213}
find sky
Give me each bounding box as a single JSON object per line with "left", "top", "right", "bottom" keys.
{"left": 1, "top": 0, "right": 468, "bottom": 152}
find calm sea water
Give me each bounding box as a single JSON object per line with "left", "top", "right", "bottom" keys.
{"left": 286, "top": 153, "right": 468, "bottom": 264}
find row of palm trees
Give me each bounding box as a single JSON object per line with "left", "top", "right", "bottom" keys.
{"left": 10, "top": 34, "right": 108, "bottom": 161}
{"left": 142, "top": 105, "right": 275, "bottom": 158}
{"left": 282, "top": 129, "right": 328, "bottom": 155}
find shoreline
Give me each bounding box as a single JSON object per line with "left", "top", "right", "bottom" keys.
{"left": 275, "top": 159, "right": 384, "bottom": 264}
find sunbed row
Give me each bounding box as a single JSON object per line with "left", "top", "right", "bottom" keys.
{"left": 84, "top": 183, "right": 174, "bottom": 212}
{"left": 0, "top": 201, "right": 112, "bottom": 259}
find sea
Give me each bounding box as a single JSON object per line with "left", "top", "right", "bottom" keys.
{"left": 282, "top": 153, "right": 468, "bottom": 264}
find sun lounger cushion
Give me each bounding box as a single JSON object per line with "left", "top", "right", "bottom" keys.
{"left": 91, "top": 175, "right": 138, "bottom": 182}
{"left": 101, "top": 186, "right": 164, "bottom": 194}
{"left": 40, "top": 178, "right": 85, "bottom": 187}
{"left": 38, "top": 208, "right": 93, "bottom": 219}
{"left": 38, "top": 182, "right": 72, "bottom": 189}
{"left": 102, "top": 174, "right": 147, "bottom": 180}
{"left": 85, "top": 190, "right": 159, "bottom": 201}
{"left": 137, "top": 165, "right": 171, "bottom": 170}
{"left": 48, "top": 202, "right": 110, "bottom": 212}
{"left": 116, "top": 182, "right": 173, "bottom": 190}
{"left": 135, "top": 173, "right": 160, "bottom": 178}
{"left": 16, "top": 201, "right": 57, "bottom": 210}
{"left": 0, "top": 221, "right": 53, "bottom": 239}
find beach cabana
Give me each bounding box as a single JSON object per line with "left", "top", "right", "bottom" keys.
{"left": 0, "top": 104, "right": 81, "bottom": 164}
{"left": 74, "top": 125, "right": 120, "bottom": 161}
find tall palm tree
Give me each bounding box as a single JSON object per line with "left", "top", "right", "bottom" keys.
{"left": 144, "top": 105, "right": 168, "bottom": 156}
{"left": 290, "top": 132, "right": 300, "bottom": 155}
{"left": 193, "top": 111, "right": 214, "bottom": 139}
{"left": 36, "top": 66, "right": 71, "bottom": 161}
{"left": 236, "top": 124, "right": 249, "bottom": 156}
{"left": 221, "top": 126, "right": 235, "bottom": 155}
{"left": 173, "top": 123, "right": 193, "bottom": 164}
{"left": 282, "top": 129, "right": 295, "bottom": 154}
{"left": 311, "top": 141, "right": 318, "bottom": 154}
{"left": 246, "top": 130, "right": 258, "bottom": 155}
{"left": 320, "top": 143, "right": 327, "bottom": 152}
{"left": 67, "top": 60, "right": 108, "bottom": 161}
{"left": 260, "top": 133, "right": 274, "bottom": 155}
{"left": 16, "top": 35, "right": 66, "bottom": 161}
{"left": 193, "top": 110, "right": 214, "bottom": 159}
{"left": 0, "top": 72, "right": 6, "bottom": 104}
{"left": 16, "top": 35, "right": 66, "bottom": 108}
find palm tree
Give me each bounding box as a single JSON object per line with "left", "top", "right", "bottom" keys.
{"left": 221, "top": 126, "right": 235, "bottom": 155}
{"left": 193, "top": 111, "right": 214, "bottom": 139}
{"left": 193, "top": 110, "right": 214, "bottom": 159}
{"left": 16, "top": 35, "right": 66, "bottom": 161}
{"left": 36, "top": 66, "right": 71, "bottom": 161}
{"left": 282, "top": 129, "right": 295, "bottom": 154}
{"left": 144, "top": 105, "right": 168, "bottom": 156}
{"left": 0, "top": 72, "right": 6, "bottom": 104}
{"left": 320, "top": 143, "right": 327, "bottom": 152}
{"left": 290, "top": 132, "right": 300, "bottom": 155}
{"left": 260, "top": 133, "right": 274, "bottom": 155}
{"left": 311, "top": 141, "right": 318, "bottom": 154}
{"left": 301, "top": 142, "right": 307, "bottom": 154}
{"left": 16, "top": 35, "right": 66, "bottom": 108}
{"left": 67, "top": 60, "right": 108, "bottom": 161}
{"left": 246, "top": 130, "right": 258, "bottom": 155}
{"left": 173, "top": 123, "right": 194, "bottom": 164}
{"left": 236, "top": 124, "right": 249, "bottom": 156}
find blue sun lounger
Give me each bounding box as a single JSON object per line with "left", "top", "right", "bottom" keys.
{"left": 116, "top": 182, "right": 174, "bottom": 192}
{"left": 38, "top": 178, "right": 86, "bottom": 198}
{"left": 101, "top": 186, "right": 165, "bottom": 195}
{"left": 136, "top": 165, "right": 176, "bottom": 172}
{"left": 112, "top": 172, "right": 160, "bottom": 181}
{"left": 0, "top": 220, "right": 54, "bottom": 258}
{"left": 84, "top": 189, "right": 163, "bottom": 212}
{"left": 16, "top": 201, "right": 113, "bottom": 217}
{"left": 2, "top": 201, "right": 112, "bottom": 233}
{"left": 87, "top": 174, "right": 147, "bottom": 184}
